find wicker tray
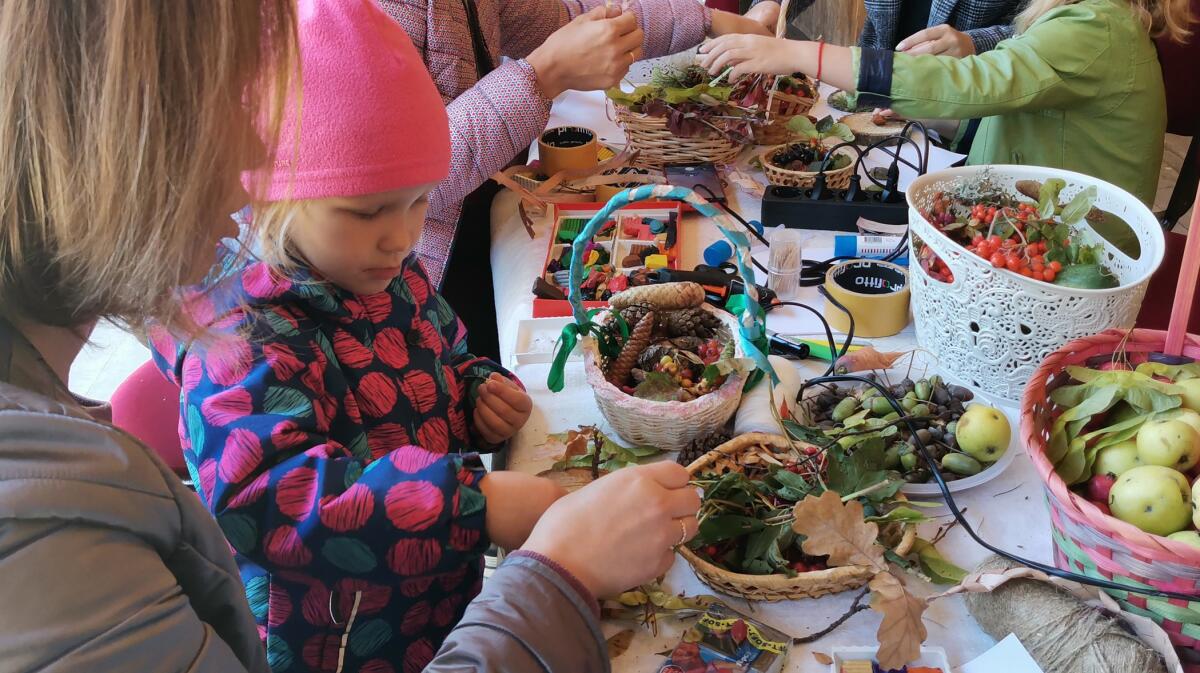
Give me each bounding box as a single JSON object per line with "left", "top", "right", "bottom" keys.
{"left": 678, "top": 433, "right": 918, "bottom": 602}
{"left": 761, "top": 145, "right": 856, "bottom": 190}
{"left": 582, "top": 302, "right": 745, "bottom": 451}
{"left": 757, "top": 89, "right": 818, "bottom": 146}
{"left": 614, "top": 105, "right": 744, "bottom": 168}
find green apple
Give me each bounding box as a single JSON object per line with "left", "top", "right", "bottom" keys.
{"left": 1108, "top": 465, "right": 1192, "bottom": 536}
{"left": 956, "top": 404, "right": 1011, "bottom": 463}
{"left": 1192, "top": 480, "right": 1200, "bottom": 530}
{"left": 1178, "top": 378, "right": 1200, "bottom": 412}
{"left": 1168, "top": 531, "right": 1200, "bottom": 549}
{"left": 1093, "top": 439, "right": 1142, "bottom": 477}
{"left": 1167, "top": 408, "right": 1200, "bottom": 438}
{"left": 1137, "top": 419, "right": 1200, "bottom": 470}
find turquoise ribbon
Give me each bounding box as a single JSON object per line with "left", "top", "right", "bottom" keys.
{"left": 547, "top": 184, "right": 776, "bottom": 391}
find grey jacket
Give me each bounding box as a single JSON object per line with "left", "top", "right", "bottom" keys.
{"left": 0, "top": 321, "right": 609, "bottom": 673}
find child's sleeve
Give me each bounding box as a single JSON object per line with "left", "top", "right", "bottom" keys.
{"left": 178, "top": 314, "right": 491, "bottom": 584}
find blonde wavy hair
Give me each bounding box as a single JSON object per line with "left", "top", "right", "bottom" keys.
{"left": 0, "top": 1, "right": 298, "bottom": 333}
{"left": 1016, "top": 0, "right": 1193, "bottom": 41}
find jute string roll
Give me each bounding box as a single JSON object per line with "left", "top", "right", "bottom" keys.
{"left": 963, "top": 556, "right": 1167, "bottom": 673}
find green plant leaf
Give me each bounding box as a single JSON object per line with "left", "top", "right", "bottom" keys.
{"left": 1054, "top": 264, "right": 1118, "bottom": 290}
{"left": 1038, "top": 178, "right": 1066, "bottom": 219}
{"left": 1123, "top": 386, "right": 1182, "bottom": 413}
{"left": 697, "top": 514, "right": 765, "bottom": 543}
{"left": 866, "top": 507, "right": 929, "bottom": 525}
{"left": 1060, "top": 186, "right": 1097, "bottom": 225}
{"left": 1137, "top": 362, "right": 1200, "bottom": 381}
{"left": 786, "top": 115, "right": 818, "bottom": 138}
{"left": 911, "top": 538, "right": 968, "bottom": 585}
{"left": 744, "top": 524, "right": 783, "bottom": 562}
{"left": 633, "top": 371, "right": 688, "bottom": 401}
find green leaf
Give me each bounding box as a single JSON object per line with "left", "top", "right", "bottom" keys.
{"left": 1060, "top": 186, "right": 1097, "bottom": 225}
{"left": 866, "top": 506, "right": 929, "bottom": 525}
{"left": 744, "top": 525, "right": 783, "bottom": 562}
{"left": 697, "top": 514, "right": 765, "bottom": 543}
{"left": 1038, "top": 178, "right": 1066, "bottom": 219}
{"left": 1123, "top": 386, "right": 1182, "bottom": 413}
{"left": 633, "top": 372, "right": 688, "bottom": 402}
{"left": 843, "top": 409, "right": 871, "bottom": 428}
{"left": 1054, "top": 264, "right": 1118, "bottom": 289}
{"left": 912, "top": 538, "right": 968, "bottom": 585}
{"left": 1056, "top": 437, "right": 1090, "bottom": 484}
{"left": 264, "top": 386, "right": 314, "bottom": 418}
{"left": 1136, "top": 362, "right": 1200, "bottom": 381}
{"left": 1060, "top": 384, "right": 1123, "bottom": 422}
{"left": 1050, "top": 384, "right": 1091, "bottom": 408}
{"left": 662, "top": 83, "right": 710, "bottom": 104}
{"left": 786, "top": 115, "right": 818, "bottom": 138}
{"left": 782, "top": 420, "right": 830, "bottom": 446}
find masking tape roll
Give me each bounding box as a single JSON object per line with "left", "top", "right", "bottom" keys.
{"left": 823, "top": 259, "right": 910, "bottom": 338}
{"left": 538, "top": 126, "right": 598, "bottom": 178}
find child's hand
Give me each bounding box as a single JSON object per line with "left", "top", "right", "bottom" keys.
{"left": 698, "top": 34, "right": 804, "bottom": 78}
{"left": 474, "top": 373, "right": 533, "bottom": 444}
{"left": 479, "top": 472, "right": 567, "bottom": 550}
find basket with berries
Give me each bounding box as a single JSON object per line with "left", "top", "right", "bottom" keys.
{"left": 760, "top": 116, "right": 857, "bottom": 190}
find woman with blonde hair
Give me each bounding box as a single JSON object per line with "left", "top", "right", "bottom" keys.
{"left": 699, "top": 0, "right": 1193, "bottom": 205}
{"left": 0, "top": 3, "right": 696, "bottom": 671}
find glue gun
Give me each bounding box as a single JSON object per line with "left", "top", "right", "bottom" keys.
{"left": 654, "top": 264, "right": 778, "bottom": 310}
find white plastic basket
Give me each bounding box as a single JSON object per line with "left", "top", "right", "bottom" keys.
{"left": 906, "top": 165, "right": 1165, "bottom": 402}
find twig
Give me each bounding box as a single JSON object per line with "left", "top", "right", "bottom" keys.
{"left": 840, "top": 480, "right": 893, "bottom": 502}
{"left": 993, "top": 484, "right": 1021, "bottom": 498}
{"left": 930, "top": 517, "right": 960, "bottom": 546}
{"left": 792, "top": 587, "right": 871, "bottom": 644}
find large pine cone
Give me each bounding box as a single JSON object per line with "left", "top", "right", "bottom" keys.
{"left": 677, "top": 432, "right": 732, "bottom": 465}
{"left": 660, "top": 307, "right": 722, "bottom": 339}
{"left": 615, "top": 304, "right": 654, "bottom": 333}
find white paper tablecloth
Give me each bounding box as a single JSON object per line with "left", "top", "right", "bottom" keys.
{"left": 488, "top": 87, "right": 1054, "bottom": 672}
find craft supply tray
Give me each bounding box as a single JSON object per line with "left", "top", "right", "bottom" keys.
{"left": 533, "top": 201, "right": 686, "bottom": 317}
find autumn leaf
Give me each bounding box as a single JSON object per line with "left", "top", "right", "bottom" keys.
{"left": 870, "top": 571, "right": 928, "bottom": 670}
{"left": 834, "top": 347, "right": 908, "bottom": 374}
{"left": 791, "top": 491, "right": 885, "bottom": 570}
{"left": 563, "top": 432, "right": 589, "bottom": 459}
{"left": 812, "top": 652, "right": 833, "bottom": 665}
{"left": 606, "top": 629, "right": 635, "bottom": 658}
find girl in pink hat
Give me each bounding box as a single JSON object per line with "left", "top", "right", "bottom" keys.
{"left": 151, "top": 1, "right": 566, "bottom": 670}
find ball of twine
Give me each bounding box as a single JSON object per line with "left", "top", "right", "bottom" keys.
{"left": 963, "top": 555, "right": 1167, "bottom": 673}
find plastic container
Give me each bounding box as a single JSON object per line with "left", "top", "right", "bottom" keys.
{"left": 768, "top": 226, "right": 804, "bottom": 301}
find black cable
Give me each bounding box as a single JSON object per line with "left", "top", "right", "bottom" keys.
{"left": 900, "top": 120, "right": 931, "bottom": 174}
{"left": 694, "top": 183, "right": 771, "bottom": 247}
{"left": 799, "top": 374, "right": 1200, "bottom": 602}
{"left": 765, "top": 297, "right": 855, "bottom": 377}
{"left": 860, "top": 134, "right": 926, "bottom": 191}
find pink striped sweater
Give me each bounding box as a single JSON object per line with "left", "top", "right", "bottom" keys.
{"left": 377, "top": 0, "right": 712, "bottom": 286}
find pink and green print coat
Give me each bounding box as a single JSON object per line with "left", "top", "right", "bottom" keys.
{"left": 151, "top": 248, "right": 516, "bottom": 673}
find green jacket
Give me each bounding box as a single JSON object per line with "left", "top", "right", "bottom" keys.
{"left": 854, "top": 0, "right": 1166, "bottom": 205}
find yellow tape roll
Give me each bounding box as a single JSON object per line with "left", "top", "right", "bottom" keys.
{"left": 823, "top": 259, "right": 911, "bottom": 338}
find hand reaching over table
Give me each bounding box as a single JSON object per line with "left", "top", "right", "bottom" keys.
{"left": 526, "top": 5, "right": 644, "bottom": 99}
{"left": 897, "top": 24, "right": 977, "bottom": 57}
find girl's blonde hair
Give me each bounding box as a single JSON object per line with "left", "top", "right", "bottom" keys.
{"left": 0, "top": 1, "right": 298, "bottom": 333}
{"left": 1016, "top": 0, "right": 1193, "bottom": 41}
{"left": 252, "top": 199, "right": 309, "bottom": 273}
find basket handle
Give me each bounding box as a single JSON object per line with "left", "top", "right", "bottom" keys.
{"left": 1164, "top": 190, "right": 1200, "bottom": 356}
{"left": 546, "top": 184, "right": 776, "bottom": 392}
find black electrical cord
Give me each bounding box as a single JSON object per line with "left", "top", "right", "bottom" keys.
{"left": 799, "top": 374, "right": 1200, "bottom": 602}
{"left": 693, "top": 183, "right": 771, "bottom": 275}
{"left": 766, "top": 294, "right": 855, "bottom": 377}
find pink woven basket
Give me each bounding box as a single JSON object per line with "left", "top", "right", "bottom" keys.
{"left": 1023, "top": 328, "right": 1200, "bottom": 666}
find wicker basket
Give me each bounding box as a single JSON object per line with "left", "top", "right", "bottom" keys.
{"left": 582, "top": 302, "right": 745, "bottom": 451}
{"left": 614, "top": 105, "right": 744, "bottom": 168}
{"left": 761, "top": 145, "right": 856, "bottom": 190}
{"left": 678, "top": 433, "right": 918, "bottom": 601}
{"left": 1023, "top": 328, "right": 1200, "bottom": 668}
{"left": 757, "top": 89, "right": 818, "bottom": 146}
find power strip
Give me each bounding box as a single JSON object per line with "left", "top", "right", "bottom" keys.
{"left": 760, "top": 184, "right": 910, "bottom": 232}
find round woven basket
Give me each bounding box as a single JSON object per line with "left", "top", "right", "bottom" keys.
{"left": 581, "top": 303, "right": 745, "bottom": 451}
{"left": 678, "top": 433, "right": 918, "bottom": 601}
{"left": 1023, "top": 328, "right": 1200, "bottom": 667}
{"left": 757, "top": 89, "right": 817, "bottom": 146}
{"left": 761, "top": 145, "right": 856, "bottom": 190}
{"left": 614, "top": 106, "right": 744, "bottom": 168}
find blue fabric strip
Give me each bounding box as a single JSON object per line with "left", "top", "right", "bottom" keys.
{"left": 857, "top": 47, "right": 895, "bottom": 109}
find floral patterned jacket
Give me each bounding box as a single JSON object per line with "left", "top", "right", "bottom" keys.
{"left": 377, "top": 0, "right": 712, "bottom": 286}
{"left": 150, "top": 248, "right": 515, "bottom": 673}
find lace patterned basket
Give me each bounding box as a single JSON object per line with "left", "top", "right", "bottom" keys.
{"left": 906, "top": 165, "right": 1165, "bottom": 402}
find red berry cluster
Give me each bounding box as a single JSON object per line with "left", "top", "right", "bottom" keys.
{"left": 923, "top": 197, "right": 1071, "bottom": 285}
{"left": 697, "top": 339, "right": 723, "bottom": 365}
{"left": 968, "top": 234, "right": 1062, "bottom": 282}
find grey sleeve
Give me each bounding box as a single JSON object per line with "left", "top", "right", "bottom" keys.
{"left": 0, "top": 520, "right": 254, "bottom": 673}
{"left": 428, "top": 554, "right": 610, "bottom": 673}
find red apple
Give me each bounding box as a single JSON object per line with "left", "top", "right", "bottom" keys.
{"left": 1088, "top": 473, "right": 1116, "bottom": 502}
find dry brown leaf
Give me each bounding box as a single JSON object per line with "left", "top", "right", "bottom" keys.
{"left": 563, "top": 433, "right": 589, "bottom": 459}
{"left": 870, "top": 572, "right": 928, "bottom": 670}
{"left": 834, "top": 347, "right": 908, "bottom": 374}
{"left": 792, "top": 491, "right": 885, "bottom": 570}
{"left": 812, "top": 652, "right": 833, "bottom": 665}
{"left": 606, "top": 629, "right": 635, "bottom": 659}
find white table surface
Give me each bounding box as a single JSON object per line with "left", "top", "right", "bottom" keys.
{"left": 488, "top": 86, "right": 1053, "bottom": 672}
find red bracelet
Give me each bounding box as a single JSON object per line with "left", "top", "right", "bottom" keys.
{"left": 816, "top": 39, "right": 826, "bottom": 83}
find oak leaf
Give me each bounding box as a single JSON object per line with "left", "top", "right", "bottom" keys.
{"left": 869, "top": 571, "right": 928, "bottom": 670}
{"left": 606, "top": 629, "right": 635, "bottom": 658}
{"left": 791, "top": 491, "right": 885, "bottom": 570}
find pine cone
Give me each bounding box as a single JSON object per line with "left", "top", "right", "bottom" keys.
{"left": 606, "top": 311, "right": 655, "bottom": 388}
{"left": 677, "top": 432, "right": 732, "bottom": 466}
{"left": 636, "top": 343, "right": 676, "bottom": 371}
{"left": 660, "top": 307, "right": 722, "bottom": 338}
{"left": 609, "top": 282, "right": 704, "bottom": 311}
{"left": 615, "top": 304, "right": 654, "bottom": 333}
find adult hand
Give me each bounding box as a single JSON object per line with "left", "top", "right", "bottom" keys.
{"left": 520, "top": 462, "right": 701, "bottom": 599}
{"left": 742, "top": 1, "right": 781, "bottom": 34}
{"left": 473, "top": 373, "right": 533, "bottom": 444}
{"left": 698, "top": 34, "right": 803, "bottom": 78}
{"left": 527, "top": 6, "right": 644, "bottom": 99}
{"left": 710, "top": 9, "right": 774, "bottom": 38}
{"left": 896, "top": 24, "right": 976, "bottom": 57}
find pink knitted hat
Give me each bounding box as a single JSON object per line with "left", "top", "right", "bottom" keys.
{"left": 247, "top": 0, "right": 450, "bottom": 201}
